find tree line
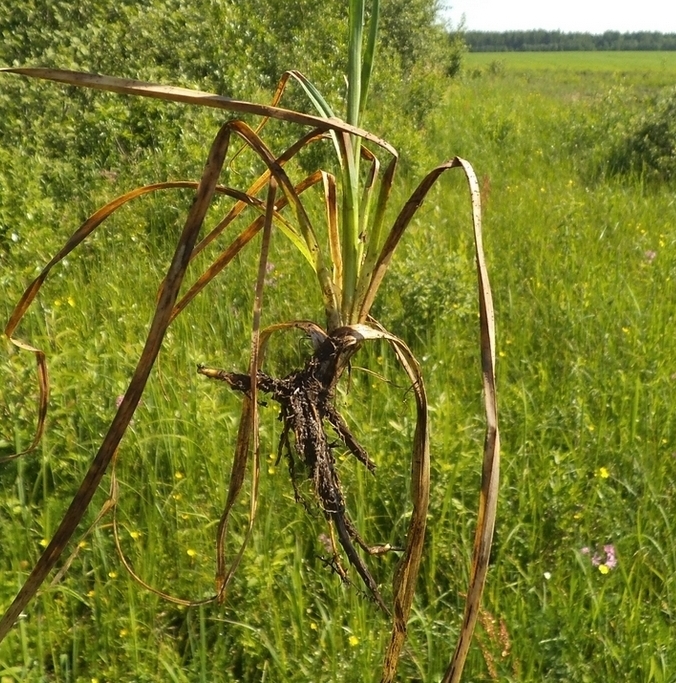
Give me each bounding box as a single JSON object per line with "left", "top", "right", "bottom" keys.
{"left": 465, "top": 30, "right": 676, "bottom": 52}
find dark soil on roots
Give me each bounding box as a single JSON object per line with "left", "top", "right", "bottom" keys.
{"left": 199, "top": 330, "right": 396, "bottom": 614}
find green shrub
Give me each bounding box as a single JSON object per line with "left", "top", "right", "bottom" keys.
{"left": 0, "top": 0, "right": 463, "bottom": 174}
{"left": 607, "top": 87, "right": 676, "bottom": 183}
{"left": 377, "top": 243, "right": 475, "bottom": 343}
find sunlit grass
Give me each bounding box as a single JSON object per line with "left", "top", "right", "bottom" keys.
{"left": 2, "top": 53, "right": 676, "bottom": 681}
{"left": 466, "top": 50, "right": 676, "bottom": 74}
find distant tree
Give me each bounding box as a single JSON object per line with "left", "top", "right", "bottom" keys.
{"left": 464, "top": 30, "right": 676, "bottom": 52}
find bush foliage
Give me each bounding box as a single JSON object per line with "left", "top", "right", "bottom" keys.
{"left": 0, "top": 0, "right": 463, "bottom": 165}
{"left": 607, "top": 87, "right": 676, "bottom": 182}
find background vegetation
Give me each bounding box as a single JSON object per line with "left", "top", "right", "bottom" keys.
{"left": 2, "top": 5, "right": 676, "bottom": 683}
{"left": 465, "top": 30, "right": 676, "bottom": 52}
{"left": 465, "top": 50, "right": 676, "bottom": 74}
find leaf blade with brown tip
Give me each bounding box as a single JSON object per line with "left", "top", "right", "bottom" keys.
{"left": 0, "top": 121, "right": 234, "bottom": 644}
{"left": 0, "top": 68, "right": 397, "bottom": 157}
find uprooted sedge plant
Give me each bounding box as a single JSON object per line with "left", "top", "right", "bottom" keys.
{"left": 0, "top": 2, "right": 499, "bottom": 681}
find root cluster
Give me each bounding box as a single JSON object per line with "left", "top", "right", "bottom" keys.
{"left": 199, "top": 332, "right": 395, "bottom": 613}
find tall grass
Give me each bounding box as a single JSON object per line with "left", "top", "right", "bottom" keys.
{"left": 2, "top": 57, "right": 676, "bottom": 681}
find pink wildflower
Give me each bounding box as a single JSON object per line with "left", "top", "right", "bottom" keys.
{"left": 603, "top": 544, "right": 618, "bottom": 569}
{"left": 582, "top": 544, "right": 617, "bottom": 571}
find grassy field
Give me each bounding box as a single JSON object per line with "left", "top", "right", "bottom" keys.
{"left": 466, "top": 50, "right": 676, "bottom": 73}
{"left": 1, "top": 51, "right": 676, "bottom": 681}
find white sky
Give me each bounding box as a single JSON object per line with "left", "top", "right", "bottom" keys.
{"left": 441, "top": 1, "right": 676, "bottom": 33}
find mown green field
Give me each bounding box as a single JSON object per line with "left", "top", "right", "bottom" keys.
{"left": 1, "top": 48, "right": 676, "bottom": 682}
{"left": 466, "top": 49, "right": 676, "bottom": 73}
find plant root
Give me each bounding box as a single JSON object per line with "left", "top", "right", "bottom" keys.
{"left": 198, "top": 330, "right": 394, "bottom": 614}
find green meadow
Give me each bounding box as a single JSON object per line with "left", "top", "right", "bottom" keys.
{"left": 2, "top": 48, "right": 676, "bottom": 682}
{"left": 466, "top": 49, "right": 676, "bottom": 73}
